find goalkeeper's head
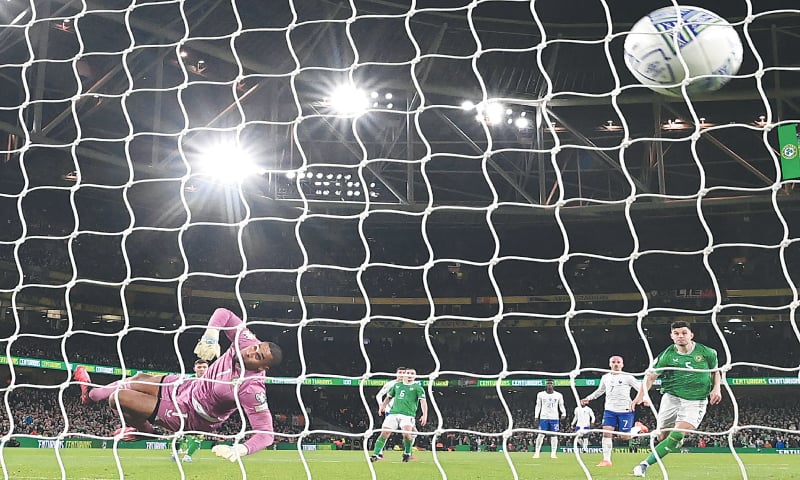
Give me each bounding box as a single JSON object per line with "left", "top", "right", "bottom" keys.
{"left": 242, "top": 341, "right": 283, "bottom": 372}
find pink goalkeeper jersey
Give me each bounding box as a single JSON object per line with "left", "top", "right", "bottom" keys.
{"left": 171, "top": 309, "right": 274, "bottom": 454}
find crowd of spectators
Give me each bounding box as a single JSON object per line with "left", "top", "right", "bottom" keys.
{"left": 0, "top": 205, "right": 798, "bottom": 454}
{"left": 3, "top": 384, "right": 798, "bottom": 456}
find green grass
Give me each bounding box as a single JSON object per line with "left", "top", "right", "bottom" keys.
{"left": 2, "top": 449, "right": 799, "bottom": 479}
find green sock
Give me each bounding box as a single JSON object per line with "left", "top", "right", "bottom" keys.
{"left": 186, "top": 436, "right": 202, "bottom": 457}
{"left": 179, "top": 437, "right": 188, "bottom": 453}
{"left": 645, "top": 432, "right": 684, "bottom": 466}
{"left": 373, "top": 436, "right": 387, "bottom": 455}
{"left": 403, "top": 438, "right": 412, "bottom": 455}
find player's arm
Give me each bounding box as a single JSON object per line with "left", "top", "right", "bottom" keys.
{"left": 376, "top": 380, "right": 393, "bottom": 408}
{"left": 631, "top": 371, "right": 658, "bottom": 409}
{"left": 379, "top": 390, "right": 393, "bottom": 415}
{"left": 213, "top": 384, "right": 274, "bottom": 461}
{"left": 626, "top": 374, "right": 645, "bottom": 410}
{"left": 194, "top": 308, "right": 246, "bottom": 360}
{"left": 570, "top": 407, "right": 578, "bottom": 426}
{"left": 708, "top": 348, "right": 722, "bottom": 405}
{"left": 581, "top": 376, "right": 606, "bottom": 405}
{"left": 533, "top": 393, "right": 542, "bottom": 422}
{"left": 418, "top": 392, "right": 428, "bottom": 427}
{"left": 558, "top": 393, "right": 566, "bottom": 418}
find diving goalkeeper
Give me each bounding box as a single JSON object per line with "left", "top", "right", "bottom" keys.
{"left": 74, "top": 308, "right": 283, "bottom": 462}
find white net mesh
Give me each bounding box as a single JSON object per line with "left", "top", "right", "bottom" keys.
{"left": 1, "top": 0, "right": 800, "bottom": 479}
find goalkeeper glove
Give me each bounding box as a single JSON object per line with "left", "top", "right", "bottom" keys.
{"left": 194, "top": 329, "right": 220, "bottom": 361}
{"left": 212, "top": 443, "right": 248, "bottom": 462}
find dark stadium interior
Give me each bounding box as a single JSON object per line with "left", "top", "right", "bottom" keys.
{"left": 0, "top": 0, "right": 799, "bottom": 461}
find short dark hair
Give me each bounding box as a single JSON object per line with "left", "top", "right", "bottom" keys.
{"left": 396, "top": 366, "right": 406, "bottom": 371}
{"left": 194, "top": 358, "right": 209, "bottom": 366}
{"left": 267, "top": 342, "right": 283, "bottom": 367}
{"left": 670, "top": 321, "right": 692, "bottom": 331}
{"left": 546, "top": 379, "right": 554, "bottom": 385}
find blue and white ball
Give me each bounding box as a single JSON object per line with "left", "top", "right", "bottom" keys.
{"left": 623, "top": 6, "right": 743, "bottom": 97}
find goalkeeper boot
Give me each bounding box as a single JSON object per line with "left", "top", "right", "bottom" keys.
{"left": 73, "top": 366, "right": 91, "bottom": 404}
{"left": 402, "top": 453, "right": 411, "bottom": 463}
{"left": 369, "top": 454, "right": 383, "bottom": 463}
{"left": 633, "top": 463, "right": 648, "bottom": 477}
{"left": 182, "top": 455, "right": 192, "bottom": 463}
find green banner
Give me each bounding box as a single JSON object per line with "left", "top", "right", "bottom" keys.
{"left": 779, "top": 124, "right": 800, "bottom": 180}
{"left": 2, "top": 355, "right": 797, "bottom": 388}
{"left": 0, "top": 355, "right": 170, "bottom": 377}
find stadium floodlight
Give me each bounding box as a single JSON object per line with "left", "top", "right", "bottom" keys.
{"left": 475, "top": 102, "right": 507, "bottom": 126}
{"left": 514, "top": 117, "right": 530, "bottom": 129}
{"left": 327, "top": 84, "right": 369, "bottom": 115}
{"left": 197, "top": 143, "right": 264, "bottom": 183}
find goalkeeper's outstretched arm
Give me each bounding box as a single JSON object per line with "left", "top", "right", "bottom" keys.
{"left": 212, "top": 382, "right": 277, "bottom": 461}
{"left": 193, "top": 308, "right": 234, "bottom": 360}
{"left": 194, "top": 308, "right": 250, "bottom": 360}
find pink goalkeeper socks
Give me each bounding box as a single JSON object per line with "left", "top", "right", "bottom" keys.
{"left": 88, "top": 380, "right": 131, "bottom": 403}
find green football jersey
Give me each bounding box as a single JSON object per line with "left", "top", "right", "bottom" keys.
{"left": 387, "top": 382, "right": 426, "bottom": 417}
{"left": 654, "top": 342, "right": 718, "bottom": 401}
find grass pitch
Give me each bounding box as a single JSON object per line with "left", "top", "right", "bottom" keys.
{"left": 2, "top": 449, "right": 798, "bottom": 479}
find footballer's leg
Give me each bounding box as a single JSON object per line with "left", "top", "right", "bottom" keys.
{"left": 108, "top": 375, "right": 162, "bottom": 436}
{"left": 73, "top": 366, "right": 92, "bottom": 404}
{"left": 110, "top": 389, "right": 159, "bottom": 432}
{"left": 401, "top": 422, "right": 414, "bottom": 462}
{"left": 371, "top": 431, "right": 390, "bottom": 462}
{"left": 549, "top": 422, "right": 559, "bottom": 459}
{"left": 184, "top": 435, "right": 202, "bottom": 462}
{"left": 533, "top": 433, "right": 544, "bottom": 458}
{"left": 409, "top": 425, "right": 419, "bottom": 460}
{"left": 597, "top": 428, "right": 614, "bottom": 466}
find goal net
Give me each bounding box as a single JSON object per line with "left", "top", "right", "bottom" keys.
{"left": 0, "top": 0, "right": 799, "bottom": 478}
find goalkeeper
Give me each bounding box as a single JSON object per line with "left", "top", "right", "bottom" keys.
{"left": 74, "top": 308, "right": 283, "bottom": 462}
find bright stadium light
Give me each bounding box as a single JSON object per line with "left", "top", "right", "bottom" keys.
{"left": 328, "top": 85, "right": 369, "bottom": 115}
{"left": 485, "top": 103, "right": 504, "bottom": 125}
{"left": 514, "top": 117, "right": 530, "bottom": 129}
{"left": 198, "top": 143, "right": 264, "bottom": 183}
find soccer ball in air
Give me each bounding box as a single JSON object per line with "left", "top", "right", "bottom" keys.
{"left": 623, "top": 6, "right": 743, "bottom": 96}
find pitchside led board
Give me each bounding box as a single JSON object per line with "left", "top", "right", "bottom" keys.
{"left": 779, "top": 124, "right": 800, "bottom": 180}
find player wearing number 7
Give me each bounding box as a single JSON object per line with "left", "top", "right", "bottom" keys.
{"left": 581, "top": 355, "right": 646, "bottom": 467}
{"left": 630, "top": 321, "right": 722, "bottom": 477}
{"left": 74, "top": 308, "right": 282, "bottom": 462}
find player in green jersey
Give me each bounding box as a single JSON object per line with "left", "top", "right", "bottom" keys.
{"left": 371, "top": 368, "right": 428, "bottom": 463}
{"left": 630, "top": 321, "right": 722, "bottom": 477}
{"left": 173, "top": 359, "right": 209, "bottom": 463}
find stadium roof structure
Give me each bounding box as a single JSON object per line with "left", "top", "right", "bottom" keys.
{"left": 1, "top": 0, "right": 800, "bottom": 227}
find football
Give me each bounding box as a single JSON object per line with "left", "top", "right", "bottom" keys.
{"left": 623, "top": 6, "right": 743, "bottom": 96}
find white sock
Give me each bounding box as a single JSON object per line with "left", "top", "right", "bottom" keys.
{"left": 630, "top": 425, "right": 642, "bottom": 436}
{"left": 582, "top": 438, "right": 589, "bottom": 450}
{"left": 550, "top": 436, "right": 558, "bottom": 455}
{"left": 602, "top": 437, "right": 613, "bottom": 462}
{"left": 534, "top": 434, "right": 544, "bottom": 454}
